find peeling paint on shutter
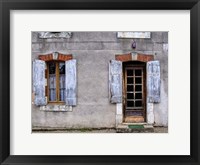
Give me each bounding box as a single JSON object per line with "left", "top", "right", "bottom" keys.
{"left": 33, "top": 60, "right": 47, "bottom": 106}
{"left": 109, "top": 60, "right": 122, "bottom": 103}
{"left": 65, "top": 59, "right": 77, "bottom": 106}
{"left": 147, "top": 61, "right": 161, "bottom": 103}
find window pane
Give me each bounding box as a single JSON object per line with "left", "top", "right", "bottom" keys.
{"left": 135, "top": 77, "right": 142, "bottom": 84}
{"left": 49, "top": 62, "right": 56, "bottom": 74}
{"left": 127, "top": 93, "right": 134, "bottom": 99}
{"left": 59, "top": 74, "right": 65, "bottom": 101}
{"left": 127, "top": 77, "right": 133, "bottom": 84}
{"left": 135, "top": 93, "right": 142, "bottom": 99}
{"left": 49, "top": 62, "right": 56, "bottom": 101}
{"left": 49, "top": 74, "right": 56, "bottom": 101}
{"left": 127, "top": 69, "right": 133, "bottom": 76}
{"left": 127, "top": 101, "right": 134, "bottom": 107}
{"left": 59, "top": 62, "right": 65, "bottom": 101}
{"left": 59, "top": 62, "right": 65, "bottom": 74}
{"left": 127, "top": 85, "right": 133, "bottom": 91}
{"left": 135, "top": 85, "right": 142, "bottom": 91}
{"left": 135, "top": 69, "right": 142, "bottom": 76}
{"left": 135, "top": 101, "right": 142, "bottom": 107}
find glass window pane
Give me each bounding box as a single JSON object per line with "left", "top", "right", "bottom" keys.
{"left": 127, "top": 69, "right": 133, "bottom": 76}
{"left": 59, "top": 62, "right": 65, "bottom": 74}
{"left": 49, "top": 62, "right": 56, "bottom": 74}
{"left": 135, "top": 69, "right": 142, "bottom": 76}
{"left": 127, "top": 85, "right": 134, "bottom": 91}
{"left": 48, "top": 62, "right": 56, "bottom": 101}
{"left": 135, "top": 77, "right": 142, "bottom": 84}
{"left": 135, "top": 93, "right": 142, "bottom": 99}
{"left": 49, "top": 74, "right": 56, "bottom": 101}
{"left": 59, "top": 74, "right": 65, "bottom": 101}
{"left": 135, "top": 101, "right": 142, "bottom": 107}
{"left": 135, "top": 85, "right": 142, "bottom": 91}
{"left": 127, "top": 93, "right": 134, "bottom": 99}
{"left": 59, "top": 62, "right": 65, "bottom": 101}
{"left": 127, "top": 101, "right": 134, "bottom": 107}
{"left": 127, "top": 77, "right": 133, "bottom": 84}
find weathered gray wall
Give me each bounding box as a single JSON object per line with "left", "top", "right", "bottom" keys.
{"left": 32, "top": 32, "right": 168, "bottom": 128}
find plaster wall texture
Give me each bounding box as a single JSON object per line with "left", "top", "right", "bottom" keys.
{"left": 32, "top": 32, "right": 168, "bottom": 128}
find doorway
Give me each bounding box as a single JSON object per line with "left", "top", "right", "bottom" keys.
{"left": 123, "top": 61, "right": 146, "bottom": 123}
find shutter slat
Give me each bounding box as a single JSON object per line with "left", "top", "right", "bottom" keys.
{"left": 147, "top": 61, "right": 161, "bottom": 103}
{"left": 65, "top": 59, "right": 77, "bottom": 106}
{"left": 109, "top": 60, "right": 122, "bottom": 103}
{"left": 33, "top": 60, "right": 47, "bottom": 106}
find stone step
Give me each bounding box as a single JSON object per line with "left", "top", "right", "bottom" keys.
{"left": 116, "top": 124, "right": 154, "bottom": 133}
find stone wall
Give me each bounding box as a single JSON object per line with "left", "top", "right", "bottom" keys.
{"left": 32, "top": 32, "right": 168, "bottom": 128}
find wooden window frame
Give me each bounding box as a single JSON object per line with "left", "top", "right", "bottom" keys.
{"left": 47, "top": 61, "right": 65, "bottom": 104}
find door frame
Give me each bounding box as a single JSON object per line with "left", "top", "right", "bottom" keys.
{"left": 114, "top": 52, "right": 155, "bottom": 126}
{"left": 122, "top": 61, "right": 146, "bottom": 123}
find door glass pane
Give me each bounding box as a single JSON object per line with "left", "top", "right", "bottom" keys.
{"left": 127, "top": 101, "right": 134, "bottom": 107}
{"left": 127, "top": 85, "right": 134, "bottom": 91}
{"left": 127, "top": 69, "right": 133, "bottom": 76}
{"left": 127, "top": 77, "right": 133, "bottom": 84}
{"left": 135, "top": 69, "right": 142, "bottom": 76}
{"left": 127, "top": 93, "right": 134, "bottom": 99}
{"left": 135, "top": 85, "right": 142, "bottom": 91}
{"left": 49, "top": 62, "right": 56, "bottom": 101}
{"left": 135, "top": 101, "right": 142, "bottom": 107}
{"left": 59, "top": 62, "right": 65, "bottom": 101}
{"left": 135, "top": 77, "right": 142, "bottom": 84}
{"left": 135, "top": 93, "right": 142, "bottom": 99}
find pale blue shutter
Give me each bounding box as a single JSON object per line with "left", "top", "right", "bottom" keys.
{"left": 65, "top": 59, "right": 77, "bottom": 106}
{"left": 109, "top": 60, "right": 122, "bottom": 103}
{"left": 33, "top": 60, "right": 47, "bottom": 106}
{"left": 147, "top": 61, "right": 161, "bottom": 103}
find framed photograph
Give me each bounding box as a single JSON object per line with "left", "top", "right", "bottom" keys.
{"left": 31, "top": 31, "right": 168, "bottom": 134}
{"left": 0, "top": 0, "right": 199, "bottom": 165}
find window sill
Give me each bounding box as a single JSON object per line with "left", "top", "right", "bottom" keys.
{"left": 39, "top": 104, "right": 72, "bottom": 112}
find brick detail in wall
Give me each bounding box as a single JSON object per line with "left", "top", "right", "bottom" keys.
{"left": 58, "top": 53, "right": 73, "bottom": 61}
{"left": 39, "top": 53, "right": 73, "bottom": 61}
{"left": 39, "top": 54, "right": 53, "bottom": 61}
{"left": 115, "top": 53, "right": 132, "bottom": 62}
{"left": 115, "top": 53, "right": 154, "bottom": 62}
{"left": 137, "top": 54, "right": 154, "bottom": 62}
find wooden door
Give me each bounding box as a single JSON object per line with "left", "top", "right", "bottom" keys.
{"left": 123, "top": 62, "right": 146, "bottom": 123}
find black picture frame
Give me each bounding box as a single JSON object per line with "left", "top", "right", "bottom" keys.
{"left": 0, "top": 0, "right": 199, "bottom": 164}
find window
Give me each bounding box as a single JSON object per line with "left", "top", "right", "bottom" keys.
{"left": 32, "top": 53, "right": 77, "bottom": 107}
{"left": 48, "top": 61, "right": 65, "bottom": 103}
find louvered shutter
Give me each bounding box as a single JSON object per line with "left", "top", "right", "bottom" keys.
{"left": 147, "top": 61, "right": 161, "bottom": 103}
{"left": 65, "top": 59, "right": 77, "bottom": 106}
{"left": 109, "top": 60, "right": 122, "bottom": 103}
{"left": 33, "top": 60, "right": 47, "bottom": 106}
